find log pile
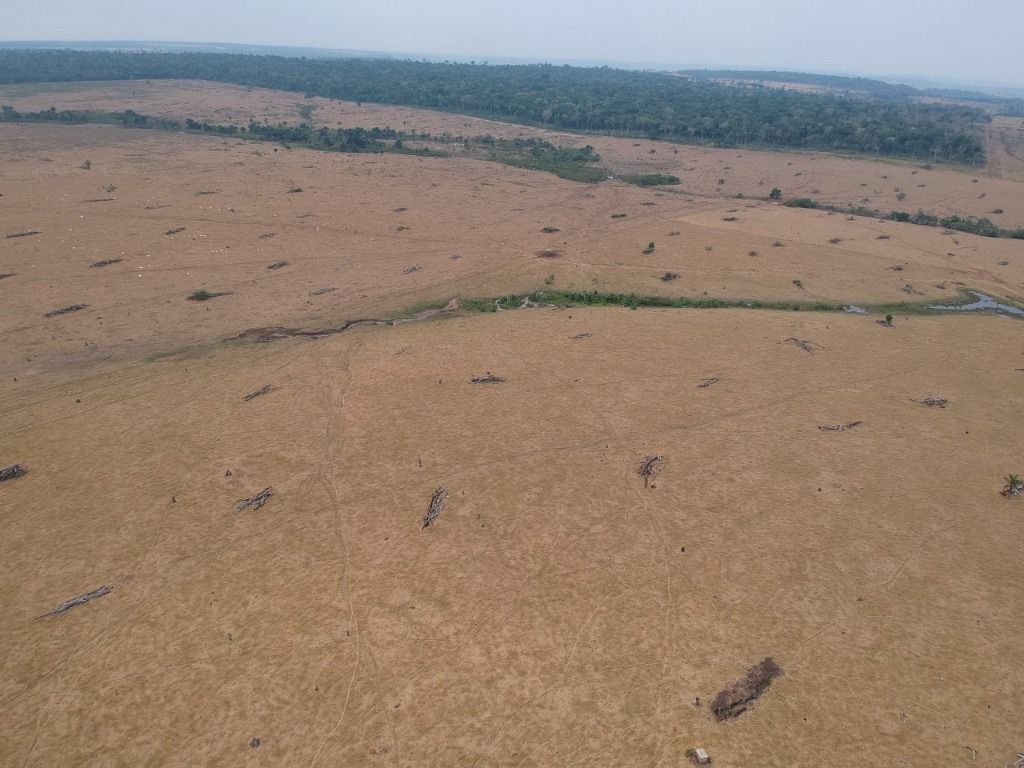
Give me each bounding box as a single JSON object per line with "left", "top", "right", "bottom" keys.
{"left": 0, "top": 464, "right": 28, "bottom": 482}
{"left": 37, "top": 585, "right": 112, "bottom": 619}
{"left": 423, "top": 486, "right": 447, "bottom": 528}
{"left": 235, "top": 488, "right": 274, "bottom": 513}
{"left": 710, "top": 657, "right": 783, "bottom": 721}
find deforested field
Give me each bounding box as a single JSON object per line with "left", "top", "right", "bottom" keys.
{"left": 1, "top": 82, "right": 1022, "bottom": 768}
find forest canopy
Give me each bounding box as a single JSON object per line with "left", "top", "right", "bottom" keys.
{"left": 0, "top": 49, "right": 990, "bottom": 164}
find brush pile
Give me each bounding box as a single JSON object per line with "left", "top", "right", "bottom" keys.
{"left": 710, "top": 657, "right": 783, "bottom": 721}
{"left": 0, "top": 464, "right": 28, "bottom": 482}
{"left": 38, "top": 585, "right": 112, "bottom": 619}
{"left": 471, "top": 373, "right": 506, "bottom": 384}
{"left": 638, "top": 455, "right": 663, "bottom": 487}
{"left": 235, "top": 488, "right": 274, "bottom": 513}
{"left": 423, "top": 486, "right": 448, "bottom": 528}
{"left": 818, "top": 421, "right": 863, "bottom": 432}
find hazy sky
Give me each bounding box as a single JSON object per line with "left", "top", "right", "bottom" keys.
{"left": 5, "top": 0, "right": 1023, "bottom": 86}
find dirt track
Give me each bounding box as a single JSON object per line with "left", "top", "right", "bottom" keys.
{"left": 1, "top": 83, "right": 1022, "bottom": 768}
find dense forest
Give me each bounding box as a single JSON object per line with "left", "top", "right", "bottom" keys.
{"left": 0, "top": 49, "right": 990, "bottom": 164}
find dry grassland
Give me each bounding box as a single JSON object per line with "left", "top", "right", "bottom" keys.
{"left": 1, "top": 82, "right": 1022, "bottom": 768}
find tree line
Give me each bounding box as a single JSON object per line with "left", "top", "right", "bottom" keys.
{"left": 0, "top": 49, "right": 990, "bottom": 164}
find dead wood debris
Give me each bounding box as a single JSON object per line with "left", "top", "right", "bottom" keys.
{"left": 196, "top": 190, "right": 218, "bottom": 196}
{"left": 818, "top": 421, "right": 863, "bottom": 432}
{"left": 267, "top": 260, "right": 289, "bottom": 270}
{"left": 784, "top": 337, "right": 818, "bottom": 353}
{"left": 235, "top": 487, "right": 274, "bottom": 513}
{"left": 83, "top": 198, "right": 115, "bottom": 203}
{"left": 403, "top": 265, "right": 422, "bottom": 274}
{"left": 164, "top": 227, "right": 185, "bottom": 235}
{"left": 661, "top": 272, "right": 680, "bottom": 282}
{"left": 144, "top": 203, "right": 170, "bottom": 210}
{"left": 6, "top": 230, "right": 40, "bottom": 239}
{"left": 37, "top": 585, "right": 112, "bottom": 619}
{"left": 310, "top": 287, "right": 337, "bottom": 296}
{"left": 422, "top": 486, "right": 448, "bottom": 528}
{"left": 710, "top": 657, "right": 783, "bottom": 721}
{"left": 45, "top": 304, "right": 88, "bottom": 318}
{"left": 571, "top": 332, "right": 593, "bottom": 340}
{"left": 916, "top": 396, "right": 949, "bottom": 408}
{"left": 471, "top": 373, "right": 506, "bottom": 384}
{"left": 638, "top": 455, "right": 663, "bottom": 488}
{"left": 541, "top": 226, "right": 561, "bottom": 233}
{"left": 232, "top": 319, "right": 387, "bottom": 342}
{"left": 0, "top": 272, "right": 15, "bottom": 280}
{"left": 244, "top": 384, "right": 273, "bottom": 401}
{"left": 536, "top": 249, "right": 562, "bottom": 258}
{"left": 0, "top": 464, "right": 28, "bottom": 482}
{"left": 697, "top": 377, "right": 720, "bottom": 389}
{"left": 90, "top": 258, "right": 122, "bottom": 268}
{"left": 259, "top": 233, "right": 277, "bottom": 239}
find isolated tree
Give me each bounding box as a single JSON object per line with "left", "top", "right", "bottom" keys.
{"left": 769, "top": 187, "right": 782, "bottom": 199}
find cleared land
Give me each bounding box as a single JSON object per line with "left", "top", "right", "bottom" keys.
{"left": 1, "top": 82, "right": 1022, "bottom": 768}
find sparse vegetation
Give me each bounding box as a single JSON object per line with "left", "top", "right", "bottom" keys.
{"left": 188, "top": 289, "right": 231, "bottom": 301}
{"left": 1003, "top": 474, "right": 1023, "bottom": 497}
{"left": 785, "top": 197, "right": 819, "bottom": 209}
{"left": 620, "top": 173, "right": 681, "bottom": 186}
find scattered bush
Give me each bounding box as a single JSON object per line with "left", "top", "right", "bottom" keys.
{"left": 1003, "top": 473, "right": 1023, "bottom": 497}
{"left": 784, "top": 198, "right": 819, "bottom": 209}
{"left": 188, "top": 289, "right": 230, "bottom": 301}
{"left": 621, "top": 174, "right": 681, "bottom": 186}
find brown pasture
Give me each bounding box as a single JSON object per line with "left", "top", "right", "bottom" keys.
{"left": 0, "top": 83, "right": 1022, "bottom": 768}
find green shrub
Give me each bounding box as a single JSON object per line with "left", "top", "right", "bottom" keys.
{"left": 784, "top": 197, "right": 819, "bottom": 209}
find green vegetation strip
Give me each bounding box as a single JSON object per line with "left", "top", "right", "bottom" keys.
{"left": 456, "top": 289, "right": 1023, "bottom": 317}
{"left": 785, "top": 197, "right": 1024, "bottom": 240}
{"left": 0, "top": 106, "right": 683, "bottom": 186}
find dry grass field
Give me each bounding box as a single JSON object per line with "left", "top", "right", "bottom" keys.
{"left": 1, "top": 82, "right": 1022, "bottom": 767}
